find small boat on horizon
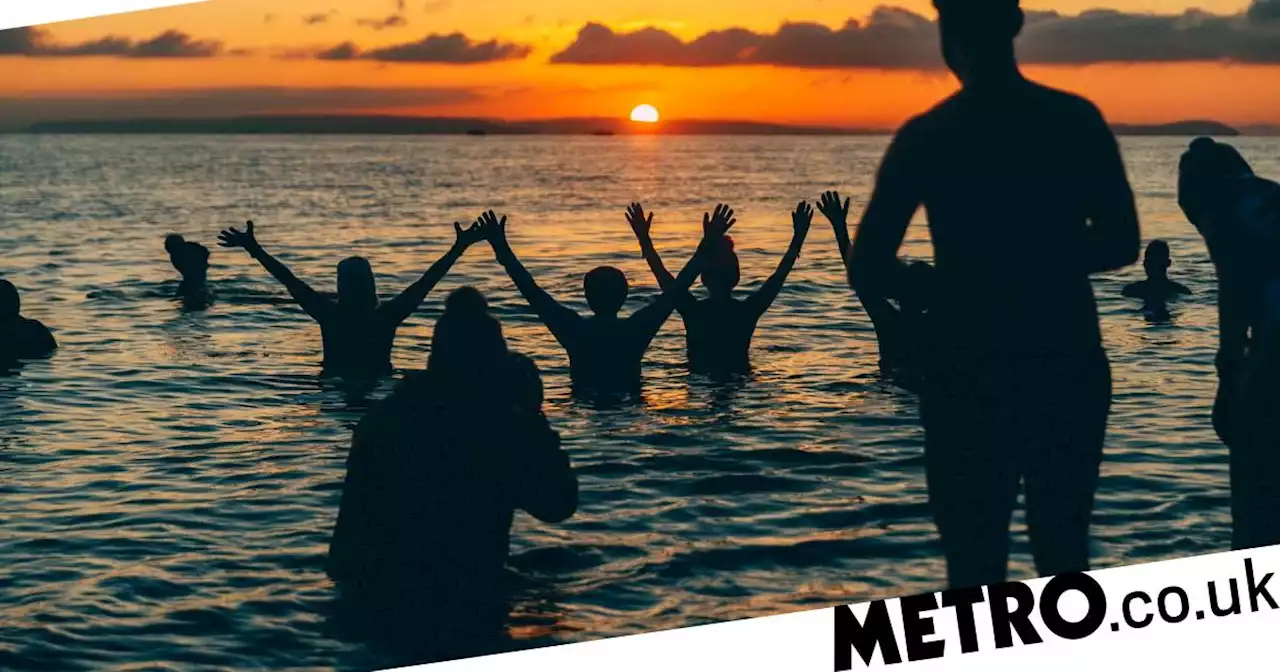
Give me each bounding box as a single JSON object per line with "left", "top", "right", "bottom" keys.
{"left": 466, "top": 129, "right": 487, "bottom": 136}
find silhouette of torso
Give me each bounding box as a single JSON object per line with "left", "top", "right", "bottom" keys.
{"left": 682, "top": 296, "right": 758, "bottom": 375}
{"left": 1122, "top": 278, "right": 1189, "bottom": 305}
{"left": 0, "top": 317, "right": 57, "bottom": 362}
{"left": 309, "top": 302, "right": 404, "bottom": 377}
{"left": 327, "top": 371, "right": 569, "bottom": 618}
{"left": 893, "top": 82, "right": 1114, "bottom": 363}
{"left": 558, "top": 308, "right": 667, "bottom": 395}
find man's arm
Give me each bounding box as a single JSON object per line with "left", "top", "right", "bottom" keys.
{"left": 479, "top": 212, "right": 582, "bottom": 348}
{"left": 818, "top": 190, "right": 854, "bottom": 262}
{"left": 847, "top": 125, "right": 923, "bottom": 358}
{"left": 219, "top": 221, "right": 330, "bottom": 320}
{"left": 631, "top": 204, "right": 737, "bottom": 339}
{"left": 627, "top": 203, "right": 697, "bottom": 317}
{"left": 747, "top": 201, "right": 812, "bottom": 317}
{"left": 380, "top": 222, "right": 484, "bottom": 326}
{"left": 1080, "top": 105, "right": 1142, "bottom": 274}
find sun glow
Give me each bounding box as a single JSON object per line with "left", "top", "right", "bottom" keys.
{"left": 630, "top": 104, "right": 660, "bottom": 123}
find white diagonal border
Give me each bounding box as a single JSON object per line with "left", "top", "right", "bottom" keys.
{"left": 0, "top": 1, "right": 206, "bottom": 31}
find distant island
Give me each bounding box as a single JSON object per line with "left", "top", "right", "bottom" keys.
{"left": 13, "top": 115, "right": 1251, "bottom": 137}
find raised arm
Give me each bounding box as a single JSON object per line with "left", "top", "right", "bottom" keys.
{"left": 380, "top": 221, "right": 484, "bottom": 326}
{"left": 219, "top": 221, "right": 329, "bottom": 320}
{"left": 747, "top": 201, "right": 812, "bottom": 317}
{"left": 628, "top": 202, "right": 696, "bottom": 317}
{"left": 1080, "top": 105, "right": 1142, "bottom": 274}
{"left": 479, "top": 211, "right": 581, "bottom": 347}
{"left": 632, "top": 204, "right": 736, "bottom": 337}
{"left": 818, "top": 190, "right": 854, "bottom": 261}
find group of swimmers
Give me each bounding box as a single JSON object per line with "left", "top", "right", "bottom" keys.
{"left": 4, "top": 0, "right": 1280, "bottom": 661}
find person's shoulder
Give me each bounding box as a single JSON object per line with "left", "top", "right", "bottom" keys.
{"left": 1122, "top": 280, "right": 1147, "bottom": 296}
{"left": 1028, "top": 83, "right": 1109, "bottom": 127}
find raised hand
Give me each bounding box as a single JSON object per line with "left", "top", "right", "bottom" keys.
{"left": 218, "top": 221, "right": 260, "bottom": 252}
{"left": 818, "top": 191, "right": 851, "bottom": 227}
{"left": 453, "top": 220, "right": 485, "bottom": 249}
{"left": 477, "top": 210, "right": 508, "bottom": 245}
{"left": 792, "top": 201, "right": 814, "bottom": 235}
{"left": 626, "top": 202, "right": 653, "bottom": 238}
{"left": 703, "top": 204, "right": 736, "bottom": 239}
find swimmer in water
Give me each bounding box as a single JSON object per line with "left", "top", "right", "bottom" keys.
{"left": 1178, "top": 137, "right": 1280, "bottom": 550}
{"left": 480, "top": 206, "right": 734, "bottom": 397}
{"left": 848, "top": 0, "right": 1141, "bottom": 589}
{"left": 0, "top": 279, "right": 57, "bottom": 364}
{"left": 1121, "top": 240, "right": 1191, "bottom": 309}
{"left": 626, "top": 201, "right": 812, "bottom": 377}
{"left": 218, "top": 219, "right": 486, "bottom": 378}
{"left": 819, "top": 190, "right": 935, "bottom": 383}
{"left": 328, "top": 286, "right": 575, "bottom": 655}
{"left": 164, "top": 234, "right": 213, "bottom": 307}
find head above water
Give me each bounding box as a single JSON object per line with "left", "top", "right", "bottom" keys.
{"left": 165, "top": 235, "right": 210, "bottom": 280}
{"left": 584, "top": 266, "right": 629, "bottom": 316}
{"left": 1179, "top": 138, "right": 1256, "bottom": 239}
{"left": 933, "top": 0, "right": 1024, "bottom": 86}
{"left": 0, "top": 279, "right": 18, "bottom": 320}
{"left": 1143, "top": 240, "right": 1172, "bottom": 277}
{"left": 429, "top": 287, "right": 508, "bottom": 377}
{"left": 336, "top": 256, "right": 378, "bottom": 311}
{"left": 701, "top": 236, "right": 740, "bottom": 297}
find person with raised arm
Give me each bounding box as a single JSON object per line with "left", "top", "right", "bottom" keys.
{"left": 218, "top": 219, "right": 485, "bottom": 378}
{"left": 1178, "top": 137, "right": 1280, "bottom": 550}
{"left": 481, "top": 206, "right": 733, "bottom": 396}
{"left": 847, "top": 0, "right": 1140, "bottom": 590}
{"left": 818, "top": 190, "right": 934, "bottom": 383}
{"left": 626, "top": 201, "right": 812, "bottom": 376}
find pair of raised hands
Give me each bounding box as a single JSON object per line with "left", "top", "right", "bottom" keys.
{"left": 626, "top": 201, "right": 815, "bottom": 240}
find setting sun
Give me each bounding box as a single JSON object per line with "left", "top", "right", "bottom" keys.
{"left": 630, "top": 104, "right": 660, "bottom": 124}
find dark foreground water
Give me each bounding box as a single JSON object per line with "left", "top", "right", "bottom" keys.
{"left": 1, "top": 135, "right": 1277, "bottom": 670}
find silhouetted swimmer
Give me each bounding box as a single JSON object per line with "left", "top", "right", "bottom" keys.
{"left": 1179, "top": 137, "right": 1280, "bottom": 550}
{"left": 481, "top": 207, "right": 733, "bottom": 397}
{"left": 218, "top": 220, "right": 485, "bottom": 378}
{"left": 820, "top": 190, "right": 934, "bottom": 384}
{"left": 327, "top": 287, "right": 575, "bottom": 656}
{"left": 847, "top": 0, "right": 1141, "bottom": 589}
{"left": 1122, "top": 240, "right": 1190, "bottom": 311}
{"left": 165, "top": 234, "right": 213, "bottom": 309}
{"left": 628, "top": 201, "right": 812, "bottom": 376}
{"left": 0, "top": 280, "right": 57, "bottom": 364}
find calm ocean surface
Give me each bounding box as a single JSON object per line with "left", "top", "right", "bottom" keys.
{"left": 1, "top": 135, "right": 1278, "bottom": 670}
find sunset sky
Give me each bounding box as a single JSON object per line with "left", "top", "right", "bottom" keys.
{"left": 2, "top": 0, "right": 1279, "bottom": 129}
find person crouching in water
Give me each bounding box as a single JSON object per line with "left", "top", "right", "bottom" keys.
{"left": 0, "top": 279, "right": 57, "bottom": 366}
{"left": 326, "top": 286, "right": 577, "bottom": 660}
{"left": 1179, "top": 137, "right": 1280, "bottom": 550}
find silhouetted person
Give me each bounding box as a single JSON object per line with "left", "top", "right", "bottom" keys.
{"left": 165, "top": 234, "right": 213, "bottom": 308}
{"left": 820, "top": 190, "right": 935, "bottom": 384}
{"left": 847, "top": 0, "right": 1140, "bottom": 589}
{"left": 0, "top": 279, "right": 57, "bottom": 365}
{"left": 1179, "top": 137, "right": 1280, "bottom": 550}
{"left": 1122, "top": 240, "right": 1190, "bottom": 309}
{"left": 327, "top": 287, "right": 575, "bottom": 659}
{"left": 218, "top": 220, "right": 484, "bottom": 378}
{"left": 481, "top": 207, "right": 733, "bottom": 396}
{"left": 627, "top": 201, "right": 812, "bottom": 376}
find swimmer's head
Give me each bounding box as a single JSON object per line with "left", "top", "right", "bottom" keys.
{"left": 444, "top": 285, "right": 488, "bottom": 318}
{"left": 933, "top": 0, "right": 1024, "bottom": 85}
{"left": 336, "top": 256, "right": 378, "bottom": 312}
{"left": 584, "top": 266, "right": 629, "bottom": 317}
{"left": 0, "top": 279, "right": 18, "bottom": 320}
{"left": 164, "top": 234, "right": 185, "bottom": 255}
{"left": 429, "top": 296, "right": 508, "bottom": 379}
{"left": 701, "top": 236, "right": 740, "bottom": 298}
{"left": 1143, "top": 240, "right": 1172, "bottom": 278}
{"left": 1179, "top": 138, "right": 1255, "bottom": 238}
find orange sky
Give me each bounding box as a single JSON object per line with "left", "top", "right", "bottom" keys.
{"left": 2, "top": 0, "right": 1278, "bottom": 128}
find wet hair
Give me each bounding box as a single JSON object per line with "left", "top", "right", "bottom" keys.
{"left": 506, "top": 352, "right": 545, "bottom": 412}
{"left": 583, "top": 266, "right": 629, "bottom": 316}
{"left": 428, "top": 287, "right": 508, "bottom": 377}
{"left": 444, "top": 285, "right": 488, "bottom": 317}
{"left": 701, "top": 235, "right": 741, "bottom": 296}
{"left": 0, "top": 279, "right": 18, "bottom": 319}
{"left": 337, "top": 256, "right": 378, "bottom": 310}
{"left": 164, "top": 234, "right": 185, "bottom": 255}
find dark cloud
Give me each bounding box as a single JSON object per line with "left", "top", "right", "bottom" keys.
{"left": 0, "top": 27, "right": 221, "bottom": 58}
{"left": 303, "top": 12, "right": 334, "bottom": 26}
{"left": 355, "top": 15, "right": 408, "bottom": 30}
{"left": 312, "top": 33, "right": 531, "bottom": 63}
{"left": 551, "top": 5, "right": 1280, "bottom": 69}
{"left": 0, "top": 86, "right": 486, "bottom": 129}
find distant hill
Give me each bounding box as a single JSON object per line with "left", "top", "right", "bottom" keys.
{"left": 17, "top": 115, "right": 1250, "bottom": 137}
{"left": 1111, "top": 120, "right": 1239, "bottom": 136}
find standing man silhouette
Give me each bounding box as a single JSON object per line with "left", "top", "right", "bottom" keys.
{"left": 847, "top": 0, "right": 1140, "bottom": 589}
